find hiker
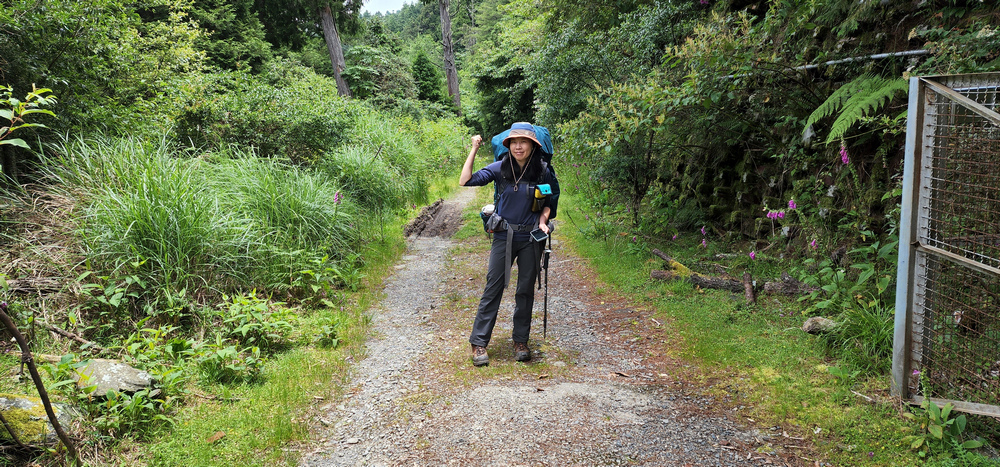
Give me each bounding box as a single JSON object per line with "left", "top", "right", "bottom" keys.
{"left": 459, "top": 122, "right": 559, "bottom": 366}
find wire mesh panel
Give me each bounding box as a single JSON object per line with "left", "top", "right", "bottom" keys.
{"left": 922, "top": 79, "right": 1000, "bottom": 267}
{"left": 911, "top": 253, "right": 1000, "bottom": 407}
{"left": 895, "top": 73, "right": 1000, "bottom": 420}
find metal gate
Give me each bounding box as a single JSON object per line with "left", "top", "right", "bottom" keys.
{"left": 893, "top": 73, "right": 1000, "bottom": 419}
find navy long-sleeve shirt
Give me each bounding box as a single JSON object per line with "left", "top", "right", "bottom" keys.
{"left": 466, "top": 159, "right": 560, "bottom": 241}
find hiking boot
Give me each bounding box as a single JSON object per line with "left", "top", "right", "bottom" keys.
{"left": 513, "top": 342, "right": 531, "bottom": 362}
{"left": 472, "top": 345, "right": 489, "bottom": 367}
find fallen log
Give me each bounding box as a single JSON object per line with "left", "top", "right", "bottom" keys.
{"left": 649, "top": 269, "right": 743, "bottom": 292}
{"left": 691, "top": 273, "right": 743, "bottom": 292}
{"left": 650, "top": 252, "right": 816, "bottom": 297}
{"left": 743, "top": 272, "right": 756, "bottom": 304}
{"left": 762, "top": 271, "right": 818, "bottom": 295}
{"left": 4, "top": 277, "right": 62, "bottom": 294}
{"left": 37, "top": 321, "right": 106, "bottom": 354}
{"left": 650, "top": 249, "right": 693, "bottom": 276}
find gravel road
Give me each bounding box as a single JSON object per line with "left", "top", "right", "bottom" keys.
{"left": 301, "top": 188, "right": 795, "bottom": 466}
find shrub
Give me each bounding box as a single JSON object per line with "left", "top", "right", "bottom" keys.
{"left": 216, "top": 291, "right": 296, "bottom": 354}
{"left": 174, "top": 69, "right": 358, "bottom": 164}
{"left": 195, "top": 334, "right": 264, "bottom": 385}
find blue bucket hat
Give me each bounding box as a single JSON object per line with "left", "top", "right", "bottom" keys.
{"left": 501, "top": 122, "right": 542, "bottom": 148}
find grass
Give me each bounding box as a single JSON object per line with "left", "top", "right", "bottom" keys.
{"left": 112, "top": 201, "right": 409, "bottom": 466}
{"left": 555, "top": 190, "right": 932, "bottom": 466}
{"left": 0, "top": 112, "right": 471, "bottom": 465}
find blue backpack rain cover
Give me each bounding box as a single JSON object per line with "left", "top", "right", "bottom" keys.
{"left": 490, "top": 125, "right": 554, "bottom": 165}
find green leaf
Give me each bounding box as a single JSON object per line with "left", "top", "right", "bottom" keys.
{"left": 20, "top": 108, "right": 56, "bottom": 117}
{"left": 955, "top": 414, "right": 967, "bottom": 433}
{"left": 48, "top": 379, "right": 77, "bottom": 389}
{"left": 940, "top": 403, "right": 952, "bottom": 422}
{"left": 0, "top": 138, "right": 30, "bottom": 148}
{"left": 928, "top": 424, "right": 944, "bottom": 439}
{"left": 0, "top": 109, "right": 12, "bottom": 120}
{"left": 910, "top": 436, "right": 924, "bottom": 449}
{"left": 962, "top": 440, "right": 983, "bottom": 449}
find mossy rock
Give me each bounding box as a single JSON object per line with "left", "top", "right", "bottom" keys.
{"left": 0, "top": 393, "right": 79, "bottom": 445}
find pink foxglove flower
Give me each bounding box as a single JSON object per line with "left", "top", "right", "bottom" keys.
{"left": 749, "top": 251, "right": 756, "bottom": 260}
{"left": 777, "top": 211, "right": 785, "bottom": 219}
{"left": 788, "top": 199, "right": 797, "bottom": 210}
{"left": 839, "top": 145, "right": 850, "bottom": 164}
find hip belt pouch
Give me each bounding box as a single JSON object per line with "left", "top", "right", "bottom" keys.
{"left": 482, "top": 212, "right": 503, "bottom": 233}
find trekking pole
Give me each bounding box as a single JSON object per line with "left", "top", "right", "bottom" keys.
{"left": 543, "top": 233, "right": 551, "bottom": 338}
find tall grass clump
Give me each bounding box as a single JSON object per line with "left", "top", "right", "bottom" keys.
{"left": 317, "top": 113, "right": 469, "bottom": 214}
{"left": 39, "top": 135, "right": 364, "bottom": 309}
{"left": 44, "top": 136, "right": 238, "bottom": 293}
{"left": 820, "top": 299, "right": 895, "bottom": 375}
{"left": 207, "top": 149, "right": 361, "bottom": 287}
{"left": 320, "top": 145, "right": 413, "bottom": 213}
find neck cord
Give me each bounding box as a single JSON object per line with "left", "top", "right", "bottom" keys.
{"left": 510, "top": 151, "right": 531, "bottom": 192}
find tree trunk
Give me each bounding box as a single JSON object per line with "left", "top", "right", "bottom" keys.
{"left": 319, "top": 5, "right": 352, "bottom": 97}
{"left": 438, "top": 0, "right": 461, "bottom": 112}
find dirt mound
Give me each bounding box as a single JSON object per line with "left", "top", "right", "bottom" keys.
{"left": 403, "top": 198, "right": 465, "bottom": 238}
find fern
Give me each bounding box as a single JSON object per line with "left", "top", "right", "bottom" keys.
{"left": 805, "top": 74, "right": 908, "bottom": 145}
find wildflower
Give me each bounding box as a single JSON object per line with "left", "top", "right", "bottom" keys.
{"left": 839, "top": 145, "right": 850, "bottom": 164}
{"left": 810, "top": 239, "right": 817, "bottom": 249}
{"left": 701, "top": 238, "right": 707, "bottom": 248}
{"left": 868, "top": 452, "right": 874, "bottom": 458}
{"left": 700, "top": 226, "right": 706, "bottom": 236}
{"left": 788, "top": 199, "right": 797, "bottom": 210}
{"left": 334, "top": 191, "right": 342, "bottom": 205}
{"left": 912, "top": 369, "right": 920, "bottom": 376}
{"left": 749, "top": 251, "right": 756, "bottom": 260}
{"left": 632, "top": 235, "right": 637, "bottom": 242}
{"left": 777, "top": 211, "right": 785, "bottom": 219}
{"left": 671, "top": 234, "right": 678, "bottom": 240}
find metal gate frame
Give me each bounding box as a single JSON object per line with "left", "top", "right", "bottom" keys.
{"left": 893, "top": 73, "right": 1000, "bottom": 418}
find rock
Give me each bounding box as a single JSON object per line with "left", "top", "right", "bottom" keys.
{"left": 74, "top": 359, "right": 158, "bottom": 398}
{"left": 802, "top": 317, "right": 837, "bottom": 334}
{"left": 0, "top": 393, "right": 80, "bottom": 445}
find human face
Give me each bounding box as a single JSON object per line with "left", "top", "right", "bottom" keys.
{"left": 508, "top": 137, "right": 534, "bottom": 166}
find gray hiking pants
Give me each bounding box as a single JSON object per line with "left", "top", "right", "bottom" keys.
{"left": 469, "top": 235, "right": 540, "bottom": 348}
